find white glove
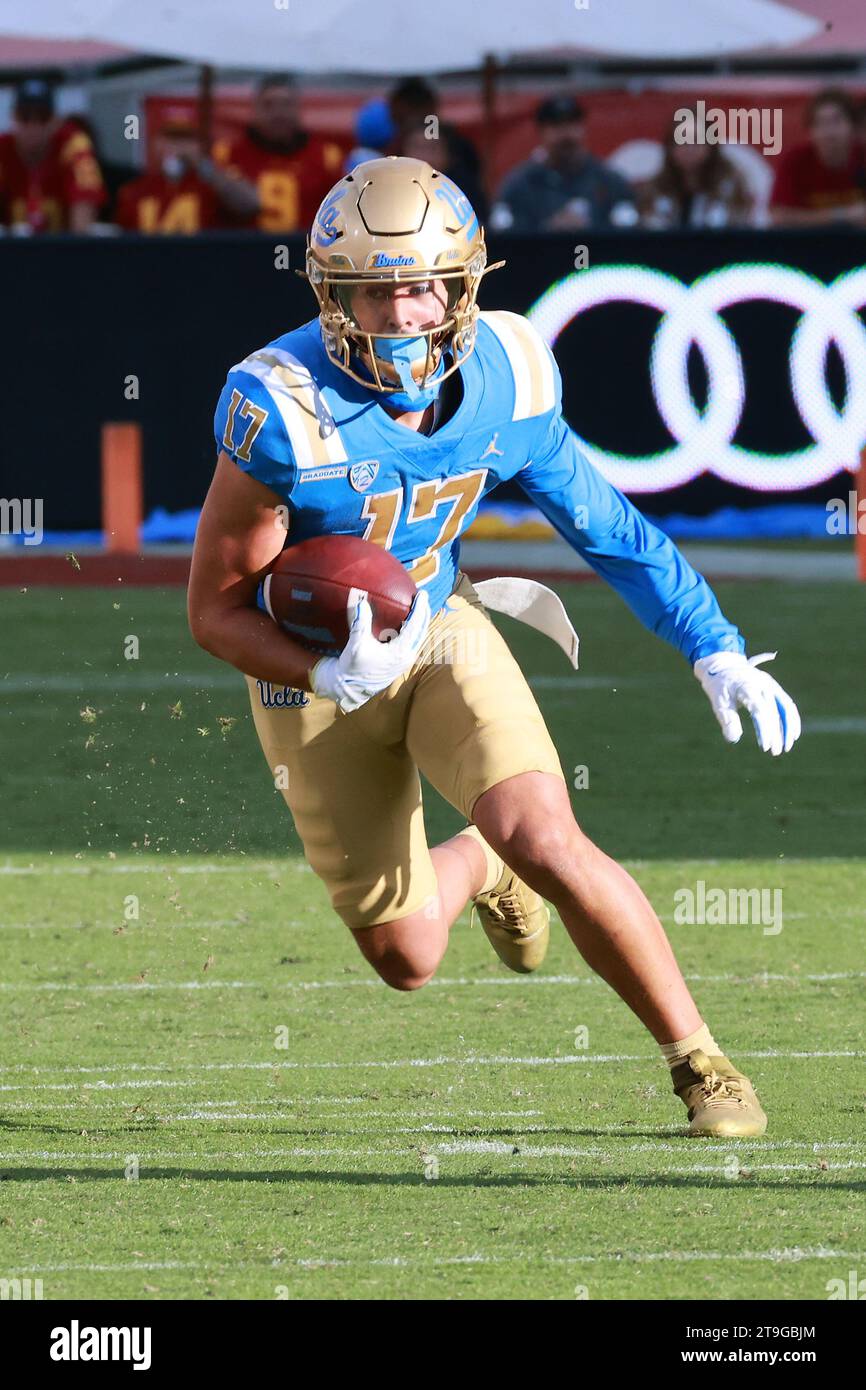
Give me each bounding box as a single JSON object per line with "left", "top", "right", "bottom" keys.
{"left": 310, "top": 590, "right": 430, "bottom": 713}
{"left": 694, "top": 651, "right": 801, "bottom": 756}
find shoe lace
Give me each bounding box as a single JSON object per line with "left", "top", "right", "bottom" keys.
{"left": 493, "top": 892, "right": 524, "bottom": 929}
{"left": 698, "top": 1067, "right": 744, "bottom": 1106}
{"left": 471, "top": 891, "right": 524, "bottom": 932}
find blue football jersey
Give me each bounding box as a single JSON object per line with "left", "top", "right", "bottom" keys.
{"left": 213, "top": 312, "right": 744, "bottom": 664}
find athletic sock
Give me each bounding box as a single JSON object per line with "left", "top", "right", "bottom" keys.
{"left": 454, "top": 824, "right": 504, "bottom": 896}
{"left": 660, "top": 1024, "right": 721, "bottom": 1069}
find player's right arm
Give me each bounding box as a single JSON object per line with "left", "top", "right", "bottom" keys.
{"left": 191, "top": 364, "right": 430, "bottom": 706}
{"left": 187, "top": 450, "right": 320, "bottom": 689}
{"left": 188, "top": 452, "right": 430, "bottom": 707}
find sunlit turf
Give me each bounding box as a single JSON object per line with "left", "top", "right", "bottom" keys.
{"left": 1, "top": 580, "right": 864, "bottom": 1299}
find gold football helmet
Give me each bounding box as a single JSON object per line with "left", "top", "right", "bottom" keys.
{"left": 305, "top": 156, "right": 501, "bottom": 393}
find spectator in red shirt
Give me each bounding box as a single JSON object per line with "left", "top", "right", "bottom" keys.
{"left": 116, "top": 116, "right": 222, "bottom": 233}
{"left": 209, "top": 73, "right": 344, "bottom": 231}
{"left": 770, "top": 88, "right": 866, "bottom": 227}
{"left": 0, "top": 78, "right": 105, "bottom": 233}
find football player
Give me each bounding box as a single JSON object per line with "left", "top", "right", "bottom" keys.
{"left": 189, "top": 157, "right": 801, "bottom": 1138}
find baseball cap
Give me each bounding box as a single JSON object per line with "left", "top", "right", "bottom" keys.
{"left": 14, "top": 78, "right": 55, "bottom": 118}
{"left": 537, "top": 94, "right": 586, "bottom": 126}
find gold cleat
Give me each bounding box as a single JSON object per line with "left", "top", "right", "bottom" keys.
{"left": 671, "top": 1049, "right": 768, "bottom": 1138}
{"left": 472, "top": 864, "right": 550, "bottom": 975}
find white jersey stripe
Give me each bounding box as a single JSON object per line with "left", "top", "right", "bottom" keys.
{"left": 232, "top": 347, "right": 348, "bottom": 470}
{"left": 482, "top": 311, "right": 532, "bottom": 419}
{"left": 534, "top": 331, "right": 556, "bottom": 414}
{"left": 508, "top": 311, "right": 557, "bottom": 416}
{"left": 232, "top": 353, "right": 313, "bottom": 469}
{"left": 481, "top": 310, "right": 557, "bottom": 420}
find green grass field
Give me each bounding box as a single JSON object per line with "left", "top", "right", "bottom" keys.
{"left": 1, "top": 577, "right": 865, "bottom": 1300}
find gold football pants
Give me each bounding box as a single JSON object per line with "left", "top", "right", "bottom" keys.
{"left": 245, "top": 574, "right": 565, "bottom": 929}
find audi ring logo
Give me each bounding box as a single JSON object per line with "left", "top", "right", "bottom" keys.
{"left": 528, "top": 264, "right": 866, "bottom": 492}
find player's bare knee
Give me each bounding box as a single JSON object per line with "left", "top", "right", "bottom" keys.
{"left": 351, "top": 907, "right": 445, "bottom": 991}
{"left": 499, "top": 816, "right": 586, "bottom": 894}
{"left": 375, "top": 955, "right": 435, "bottom": 992}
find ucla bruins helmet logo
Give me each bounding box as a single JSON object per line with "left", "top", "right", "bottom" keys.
{"left": 305, "top": 156, "right": 501, "bottom": 393}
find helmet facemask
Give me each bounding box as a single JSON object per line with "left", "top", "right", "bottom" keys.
{"left": 311, "top": 261, "right": 485, "bottom": 395}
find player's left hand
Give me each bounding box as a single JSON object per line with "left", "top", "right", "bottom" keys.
{"left": 311, "top": 590, "right": 430, "bottom": 714}
{"left": 694, "top": 651, "right": 801, "bottom": 756}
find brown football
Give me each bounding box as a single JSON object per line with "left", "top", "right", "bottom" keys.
{"left": 263, "top": 535, "right": 417, "bottom": 654}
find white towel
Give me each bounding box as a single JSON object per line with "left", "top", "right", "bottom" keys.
{"left": 473, "top": 577, "right": 579, "bottom": 670}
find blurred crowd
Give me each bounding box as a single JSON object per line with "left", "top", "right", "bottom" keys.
{"left": 2, "top": 73, "right": 866, "bottom": 236}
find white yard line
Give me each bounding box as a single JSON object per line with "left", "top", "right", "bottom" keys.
{"left": 2, "top": 1139, "right": 860, "bottom": 1169}
{"left": 0, "top": 673, "right": 243, "bottom": 693}
{"left": 1, "top": 854, "right": 862, "bottom": 878}
{"left": 801, "top": 717, "right": 866, "bottom": 734}
{"left": 0, "top": 920, "right": 254, "bottom": 931}
{"left": 9, "top": 1117, "right": 863, "bottom": 1150}
{"left": 0, "top": 1102, "right": 543, "bottom": 1118}
{"left": 293, "top": 1246, "right": 866, "bottom": 1267}
{"left": 7, "top": 1246, "right": 866, "bottom": 1276}
{"left": 0, "top": 862, "right": 288, "bottom": 876}
{"left": 0, "top": 672, "right": 641, "bottom": 695}
{"left": 432, "top": 1139, "right": 866, "bottom": 1169}
{"left": 0, "top": 1049, "right": 862, "bottom": 1090}
{"left": 1, "top": 1138, "right": 860, "bottom": 1156}
{"left": 0, "top": 1109, "right": 548, "bottom": 1125}
{"left": 7, "top": 1262, "right": 207, "bottom": 1273}
{"left": 0, "top": 1079, "right": 199, "bottom": 1092}
{"left": 3, "top": 969, "right": 865, "bottom": 992}
{"left": 4, "top": 915, "right": 866, "bottom": 933}
{"left": 0, "top": 980, "right": 275, "bottom": 993}
{"left": 155, "top": 1113, "right": 553, "bottom": 1124}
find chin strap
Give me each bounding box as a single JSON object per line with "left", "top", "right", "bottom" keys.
{"left": 354, "top": 335, "right": 447, "bottom": 411}
{"left": 382, "top": 339, "right": 429, "bottom": 402}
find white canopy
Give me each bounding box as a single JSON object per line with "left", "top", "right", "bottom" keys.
{"left": 0, "top": 0, "right": 822, "bottom": 73}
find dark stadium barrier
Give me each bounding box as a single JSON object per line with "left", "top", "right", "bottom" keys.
{"left": 2, "top": 229, "right": 865, "bottom": 533}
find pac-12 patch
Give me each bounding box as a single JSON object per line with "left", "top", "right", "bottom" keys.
{"left": 348, "top": 459, "right": 380, "bottom": 492}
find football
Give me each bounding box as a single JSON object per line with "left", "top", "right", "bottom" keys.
{"left": 263, "top": 534, "right": 417, "bottom": 653}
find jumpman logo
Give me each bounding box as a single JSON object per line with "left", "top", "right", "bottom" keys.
{"left": 480, "top": 433, "right": 504, "bottom": 459}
